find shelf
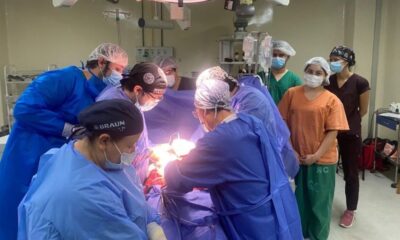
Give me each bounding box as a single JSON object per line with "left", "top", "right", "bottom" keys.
{"left": 374, "top": 110, "right": 400, "bottom": 188}
{"left": 219, "top": 38, "right": 244, "bottom": 42}
{"left": 220, "top": 61, "right": 246, "bottom": 65}
{"left": 386, "top": 157, "right": 400, "bottom": 167}
{"left": 6, "top": 81, "right": 32, "bottom": 84}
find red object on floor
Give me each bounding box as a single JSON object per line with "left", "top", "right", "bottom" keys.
{"left": 358, "top": 143, "right": 375, "bottom": 170}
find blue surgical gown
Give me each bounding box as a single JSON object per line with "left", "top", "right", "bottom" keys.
{"left": 18, "top": 141, "right": 158, "bottom": 240}
{"left": 96, "top": 86, "right": 150, "bottom": 184}
{"left": 165, "top": 113, "right": 303, "bottom": 240}
{"left": 0, "top": 66, "right": 106, "bottom": 240}
{"left": 233, "top": 78, "right": 299, "bottom": 178}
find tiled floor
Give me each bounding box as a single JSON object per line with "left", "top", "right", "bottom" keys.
{"left": 328, "top": 170, "right": 400, "bottom": 240}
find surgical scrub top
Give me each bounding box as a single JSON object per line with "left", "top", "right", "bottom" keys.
{"left": 97, "top": 86, "right": 150, "bottom": 183}
{"left": 258, "top": 70, "right": 302, "bottom": 104}
{"left": 278, "top": 86, "right": 349, "bottom": 165}
{"left": 18, "top": 141, "right": 157, "bottom": 240}
{"left": 231, "top": 84, "right": 299, "bottom": 178}
{"left": 165, "top": 113, "right": 303, "bottom": 240}
{"left": 0, "top": 66, "right": 106, "bottom": 240}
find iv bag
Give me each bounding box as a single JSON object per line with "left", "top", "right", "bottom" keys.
{"left": 243, "top": 34, "right": 256, "bottom": 66}
{"left": 259, "top": 34, "right": 273, "bottom": 72}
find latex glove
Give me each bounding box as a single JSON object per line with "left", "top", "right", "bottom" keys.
{"left": 147, "top": 222, "right": 167, "bottom": 240}
{"left": 62, "top": 123, "right": 75, "bottom": 138}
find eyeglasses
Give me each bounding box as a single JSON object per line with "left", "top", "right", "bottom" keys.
{"left": 163, "top": 68, "right": 176, "bottom": 75}
{"left": 145, "top": 92, "right": 163, "bottom": 101}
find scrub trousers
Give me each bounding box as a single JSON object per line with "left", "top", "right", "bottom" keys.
{"left": 337, "top": 134, "right": 362, "bottom": 211}
{"left": 295, "top": 164, "right": 336, "bottom": 240}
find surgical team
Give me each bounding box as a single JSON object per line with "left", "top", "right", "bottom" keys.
{"left": 0, "top": 41, "right": 370, "bottom": 240}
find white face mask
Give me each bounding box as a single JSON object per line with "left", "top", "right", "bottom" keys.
{"left": 134, "top": 93, "right": 160, "bottom": 112}
{"left": 304, "top": 73, "right": 324, "bottom": 88}
{"left": 138, "top": 100, "right": 159, "bottom": 112}
{"left": 166, "top": 75, "right": 176, "bottom": 87}
{"left": 113, "top": 142, "right": 137, "bottom": 166}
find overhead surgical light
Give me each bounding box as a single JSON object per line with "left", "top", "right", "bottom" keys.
{"left": 52, "top": 0, "right": 78, "bottom": 7}
{"left": 153, "top": 0, "right": 208, "bottom": 3}
{"left": 268, "top": 0, "right": 289, "bottom": 6}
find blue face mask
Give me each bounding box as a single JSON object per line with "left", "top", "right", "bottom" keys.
{"left": 271, "top": 57, "right": 286, "bottom": 69}
{"left": 103, "top": 69, "right": 123, "bottom": 87}
{"left": 330, "top": 61, "right": 344, "bottom": 73}
{"left": 104, "top": 158, "right": 123, "bottom": 170}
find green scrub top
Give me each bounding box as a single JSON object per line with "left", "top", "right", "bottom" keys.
{"left": 258, "top": 70, "right": 303, "bottom": 104}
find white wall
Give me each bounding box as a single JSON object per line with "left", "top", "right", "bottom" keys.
{"left": 0, "top": 0, "right": 9, "bottom": 126}
{"left": 380, "top": 0, "right": 400, "bottom": 106}
{"left": 374, "top": 0, "right": 400, "bottom": 139}
{"left": 351, "top": 0, "right": 376, "bottom": 137}
{"left": 4, "top": 0, "right": 153, "bottom": 70}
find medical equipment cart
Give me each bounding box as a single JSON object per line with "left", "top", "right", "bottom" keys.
{"left": 372, "top": 109, "right": 400, "bottom": 188}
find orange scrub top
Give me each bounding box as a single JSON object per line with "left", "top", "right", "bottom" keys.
{"left": 279, "top": 86, "right": 349, "bottom": 165}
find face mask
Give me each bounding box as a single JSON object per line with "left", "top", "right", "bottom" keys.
{"left": 103, "top": 69, "right": 122, "bottom": 87}
{"left": 271, "top": 57, "right": 286, "bottom": 69}
{"left": 140, "top": 101, "right": 159, "bottom": 112}
{"left": 304, "top": 73, "right": 324, "bottom": 88}
{"left": 113, "top": 142, "right": 137, "bottom": 166}
{"left": 134, "top": 92, "right": 159, "bottom": 112}
{"left": 330, "top": 61, "right": 344, "bottom": 73}
{"left": 166, "top": 75, "right": 176, "bottom": 87}
{"left": 103, "top": 151, "right": 123, "bottom": 170}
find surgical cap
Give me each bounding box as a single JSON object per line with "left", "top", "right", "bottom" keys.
{"left": 78, "top": 99, "right": 143, "bottom": 137}
{"left": 153, "top": 56, "right": 177, "bottom": 69}
{"left": 121, "top": 63, "right": 167, "bottom": 94}
{"left": 272, "top": 40, "right": 296, "bottom": 56}
{"left": 88, "top": 43, "right": 129, "bottom": 67}
{"left": 304, "top": 57, "right": 331, "bottom": 86}
{"left": 196, "top": 66, "right": 238, "bottom": 87}
{"left": 195, "top": 80, "right": 231, "bottom": 110}
{"left": 330, "top": 45, "right": 356, "bottom": 66}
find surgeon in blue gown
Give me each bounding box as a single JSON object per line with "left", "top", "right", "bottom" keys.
{"left": 0, "top": 43, "right": 129, "bottom": 240}
{"left": 164, "top": 79, "right": 303, "bottom": 240}
{"left": 18, "top": 99, "right": 166, "bottom": 240}
{"left": 196, "top": 67, "right": 299, "bottom": 178}
{"left": 97, "top": 62, "right": 167, "bottom": 183}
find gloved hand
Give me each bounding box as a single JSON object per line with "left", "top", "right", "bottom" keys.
{"left": 62, "top": 123, "right": 75, "bottom": 138}
{"left": 147, "top": 222, "right": 167, "bottom": 240}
